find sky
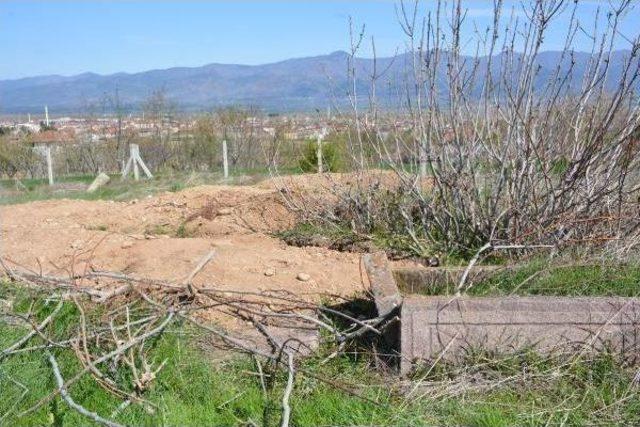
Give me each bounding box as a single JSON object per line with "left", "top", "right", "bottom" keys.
{"left": 1, "top": 0, "right": 638, "bottom": 80}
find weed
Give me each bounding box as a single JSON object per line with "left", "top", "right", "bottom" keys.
{"left": 175, "top": 222, "right": 193, "bottom": 238}
{"left": 169, "top": 181, "right": 184, "bottom": 192}
{"left": 145, "top": 224, "right": 171, "bottom": 235}
{"left": 86, "top": 224, "right": 108, "bottom": 231}
{"left": 471, "top": 259, "right": 640, "bottom": 297}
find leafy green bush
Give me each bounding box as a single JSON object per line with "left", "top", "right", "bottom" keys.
{"left": 298, "top": 140, "right": 342, "bottom": 172}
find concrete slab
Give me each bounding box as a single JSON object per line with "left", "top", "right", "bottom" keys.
{"left": 401, "top": 295, "right": 640, "bottom": 375}
{"left": 363, "top": 252, "right": 402, "bottom": 317}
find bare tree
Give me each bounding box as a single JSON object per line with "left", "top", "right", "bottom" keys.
{"left": 282, "top": 0, "right": 640, "bottom": 260}
{"left": 215, "top": 106, "right": 261, "bottom": 169}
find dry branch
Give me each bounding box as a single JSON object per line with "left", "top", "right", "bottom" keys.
{"left": 48, "top": 352, "right": 126, "bottom": 427}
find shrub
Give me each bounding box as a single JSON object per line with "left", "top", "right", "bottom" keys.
{"left": 298, "top": 140, "right": 341, "bottom": 172}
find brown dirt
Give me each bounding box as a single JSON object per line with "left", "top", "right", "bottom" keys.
{"left": 0, "top": 178, "right": 373, "bottom": 303}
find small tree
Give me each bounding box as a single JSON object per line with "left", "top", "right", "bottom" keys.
{"left": 299, "top": 140, "right": 342, "bottom": 172}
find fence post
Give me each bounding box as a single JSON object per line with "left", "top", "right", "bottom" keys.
{"left": 317, "top": 135, "right": 323, "bottom": 174}
{"left": 132, "top": 144, "right": 140, "bottom": 181}
{"left": 122, "top": 143, "right": 152, "bottom": 180}
{"left": 419, "top": 141, "right": 428, "bottom": 178}
{"left": 222, "top": 140, "right": 229, "bottom": 179}
{"left": 46, "top": 145, "right": 54, "bottom": 186}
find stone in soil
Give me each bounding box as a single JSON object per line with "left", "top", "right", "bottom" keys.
{"left": 296, "top": 272, "right": 311, "bottom": 282}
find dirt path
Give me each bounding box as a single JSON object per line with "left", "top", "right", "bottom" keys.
{"left": 0, "top": 181, "right": 367, "bottom": 300}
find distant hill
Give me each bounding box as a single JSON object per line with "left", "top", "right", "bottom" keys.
{"left": 0, "top": 50, "right": 636, "bottom": 114}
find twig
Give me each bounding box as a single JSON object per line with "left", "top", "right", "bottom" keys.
{"left": 280, "top": 350, "right": 295, "bottom": 427}
{"left": 183, "top": 250, "right": 216, "bottom": 295}
{"left": 1, "top": 299, "right": 64, "bottom": 360}
{"left": 48, "top": 352, "right": 126, "bottom": 427}
{"left": 456, "top": 243, "right": 555, "bottom": 296}
{"left": 22, "top": 312, "right": 175, "bottom": 417}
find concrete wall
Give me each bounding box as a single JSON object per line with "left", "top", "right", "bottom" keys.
{"left": 401, "top": 295, "right": 640, "bottom": 375}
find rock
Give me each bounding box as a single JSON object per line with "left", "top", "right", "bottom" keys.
{"left": 264, "top": 268, "right": 276, "bottom": 277}
{"left": 296, "top": 272, "right": 311, "bottom": 282}
{"left": 217, "top": 208, "right": 233, "bottom": 216}
{"left": 86, "top": 172, "right": 110, "bottom": 193}
{"left": 121, "top": 241, "right": 134, "bottom": 249}
{"left": 0, "top": 298, "right": 12, "bottom": 311}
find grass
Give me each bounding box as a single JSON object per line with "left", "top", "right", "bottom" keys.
{"left": 0, "top": 174, "right": 97, "bottom": 189}
{"left": 145, "top": 223, "right": 172, "bottom": 235}
{"left": 276, "top": 221, "right": 425, "bottom": 258}
{"left": 2, "top": 281, "right": 640, "bottom": 426}
{"left": 470, "top": 259, "right": 640, "bottom": 297}
{"left": 175, "top": 221, "right": 194, "bottom": 238}
{"left": 394, "top": 256, "right": 640, "bottom": 298}
{"left": 0, "top": 168, "right": 282, "bottom": 206}
{"left": 276, "top": 222, "right": 356, "bottom": 244}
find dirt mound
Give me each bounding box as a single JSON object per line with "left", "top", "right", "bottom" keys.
{"left": 177, "top": 186, "right": 296, "bottom": 237}
{"left": 1, "top": 171, "right": 434, "bottom": 309}
{"left": 258, "top": 170, "right": 403, "bottom": 193}
{"left": 0, "top": 180, "right": 367, "bottom": 304}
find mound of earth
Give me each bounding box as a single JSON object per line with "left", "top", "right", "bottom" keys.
{"left": 0, "top": 178, "right": 374, "bottom": 306}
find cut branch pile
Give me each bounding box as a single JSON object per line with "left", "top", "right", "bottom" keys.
{"left": 0, "top": 254, "right": 392, "bottom": 426}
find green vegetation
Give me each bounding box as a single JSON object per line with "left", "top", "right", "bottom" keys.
{"left": 298, "top": 140, "right": 343, "bottom": 173}
{"left": 87, "top": 224, "right": 109, "bottom": 232}
{"left": 2, "top": 281, "right": 639, "bottom": 426}
{"left": 399, "top": 258, "right": 640, "bottom": 297}
{"left": 471, "top": 260, "right": 640, "bottom": 297}
{"left": 277, "top": 220, "right": 441, "bottom": 261}
{"left": 276, "top": 222, "right": 356, "bottom": 245}
{"left": 175, "top": 221, "right": 194, "bottom": 238}
{"left": 0, "top": 170, "right": 270, "bottom": 206}
{"left": 145, "top": 223, "right": 172, "bottom": 236}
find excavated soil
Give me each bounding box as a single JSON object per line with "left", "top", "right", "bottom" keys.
{"left": 0, "top": 174, "right": 407, "bottom": 302}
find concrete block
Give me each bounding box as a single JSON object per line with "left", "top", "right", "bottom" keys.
{"left": 401, "top": 296, "right": 640, "bottom": 375}
{"left": 363, "top": 252, "right": 402, "bottom": 317}
{"left": 87, "top": 172, "right": 110, "bottom": 193}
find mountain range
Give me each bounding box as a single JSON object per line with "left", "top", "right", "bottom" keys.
{"left": 0, "top": 50, "right": 636, "bottom": 114}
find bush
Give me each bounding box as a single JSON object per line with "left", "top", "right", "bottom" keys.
{"left": 299, "top": 140, "right": 341, "bottom": 172}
